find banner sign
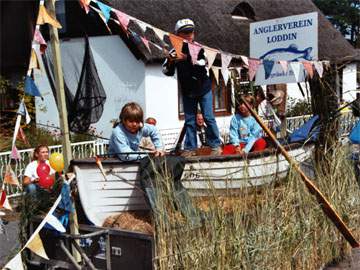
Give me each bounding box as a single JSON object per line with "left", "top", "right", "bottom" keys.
{"left": 250, "top": 12, "right": 318, "bottom": 85}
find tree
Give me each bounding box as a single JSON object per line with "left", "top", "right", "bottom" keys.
{"left": 313, "top": 0, "right": 360, "bottom": 47}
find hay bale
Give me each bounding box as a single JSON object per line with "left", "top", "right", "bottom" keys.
{"left": 103, "top": 211, "right": 154, "bottom": 235}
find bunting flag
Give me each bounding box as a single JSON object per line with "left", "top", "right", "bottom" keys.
{"left": 263, "top": 60, "right": 275, "bottom": 79}
{"left": 3, "top": 253, "right": 24, "bottom": 270}
{"left": 169, "top": 34, "right": 183, "bottom": 57}
{"left": 24, "top": 76, "right": 42, "bottom": 98}
{"left": 240, "top": 55, "right": 249, "bottom": 67}
{"left": 37, "top": 5, "right": 62, "bottom": 28}
{"left": 46, "top": 214, "right": 66, "bottom": 233}
{"left": 204, "top": 47, "right": 217, "bottom": 69}
{"left": 248, "top": 59, "right": 261, "bottom": 81}
{"left": 12, "top": 114, "right": 22, "bottom": 147}
{"left": 4, "top": 165, "right": 20, "bottom": 186}
{"left": 153, "top": 27, "right": 166, "bottom": 43}
{"left": 221, "top": 53, "right": 232, "bottom": 85}
{"left": 302, "top": 61, "right": 314, "bottom": 79}
{"left": 211, "top": 67, "right": 219, "bottom": 85}
{"left": 10, "top": 145, "right": 21, "bottom": 160}
{"left": 17, "top": 99, "right": 31, "bottom": 124}
{"left": 188, "top": 43, "right": 202, "bottom": 65}
{"left": 29, "top": 49, "right": 40, "bottom": 70}
{"left": 279, "top": 60, "right": 288, "bottom": 73}
{"left": 26, "top": 233, "right": 49, "bottom": 259}
{"left": 34, "top": 29, "right": 47, "bottom": 54}
{"left": 33, "top": 46, "right": 46, "bottom": 73}
{"left": 140, "top": 36, "right": 151, "bottom": 52}
{"left": 314, "top": 61, "right": 324, "bottom": 78}
{"left": 79, "top": 0, "right": 91, "bottom": 14}
{"left": 17, "top": 127, "right": 30, "bottom": 146}
{"left": 0, "top": 188, "right": 12, "bottom": 211}
{"left": 137, "top": 20, "right": 150, "bottom": 34}
{"left": 290, "top": 62, "right": 302, "bottom": 82}
{"left": 235, "top": 67, "right": 242, "bottom": 77}
{"left": 96, "top": 1, "right": 112, "bottom": 23}
{"left": 114, "top": 10, "right": 130, "bottom": 32}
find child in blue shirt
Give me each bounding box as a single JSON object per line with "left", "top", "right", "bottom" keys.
{"left": 229, "top": 95, "right": 267, "bottom": 156}
{"left": 109, "top": 102, "right": 165, "bottom": 161}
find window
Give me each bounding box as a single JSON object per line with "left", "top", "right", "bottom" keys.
{"left": 177, "top": 72, "right": 232, "bottom": 118}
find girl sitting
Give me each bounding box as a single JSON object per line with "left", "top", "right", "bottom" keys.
{"left": 109, "top": 102, "right": 165, "bottom": 160}
{"left": 227, "top": 95, "right": 267, "bottom": 156}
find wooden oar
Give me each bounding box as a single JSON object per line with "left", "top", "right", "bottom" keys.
{"left": 241, "top": 96, "right": 360, "bottom": 248}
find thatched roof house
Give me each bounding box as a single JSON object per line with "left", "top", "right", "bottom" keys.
{"left": 65, "top": 0, "right": 358, "bottom": 64}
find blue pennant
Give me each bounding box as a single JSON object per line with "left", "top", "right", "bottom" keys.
{"left": 263, "top": 60, "right": 275, "bottom": 80}
{"left": 24, "top": 76, "right": 42, "bottom": 97}
{"left": 97, "top": 1, "right": 112, "bottom": 23}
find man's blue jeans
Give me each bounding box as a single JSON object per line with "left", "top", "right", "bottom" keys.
{"left": 182, "top": 90, "right": 221, "bottom": 150}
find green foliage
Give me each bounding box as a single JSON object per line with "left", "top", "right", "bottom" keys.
{"left": 313, "top": 0, "right": 360, "bottom": 46}
{"left": 286, "top": 97, "right": 312, "bottom": 117}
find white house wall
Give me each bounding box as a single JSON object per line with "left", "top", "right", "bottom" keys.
{"left": 35, "top": 36, "right": 146, "bottom": 139}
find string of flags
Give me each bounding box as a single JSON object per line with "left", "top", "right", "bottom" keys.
{"left": 79, "top": 0, "right": 330, "bottom": 86}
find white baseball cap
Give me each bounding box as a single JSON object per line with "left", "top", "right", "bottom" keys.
{"left": 175, "top": 18, "right": 195, "bottom": 34}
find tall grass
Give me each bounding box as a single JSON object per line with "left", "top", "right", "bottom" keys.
{"left": 152, "top": 144, "right": 360, "bottom": 269}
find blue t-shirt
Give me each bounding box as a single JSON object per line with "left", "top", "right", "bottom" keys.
{"left": 108, "top": 123, "right": 163, "bottom": 160}
{"left": 229, "top": 114, "right": 263, "bottom": 153}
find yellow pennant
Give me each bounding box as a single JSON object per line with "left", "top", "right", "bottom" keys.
{"left": 26, "top": 233, "right": 49, "bottom": 260}
{"left": 37, "top": 5, "right": 62, "bottom": 29}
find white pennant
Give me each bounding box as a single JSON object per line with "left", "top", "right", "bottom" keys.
{"left": 32, "top": 45, "right": 46, "bottom": 74}
{"left": 221, "top": 53, "right": 232, "bottom": 85}
{"left": 240, "top": 55, "right": 249, "bottom": 67}
{"left": 46, "top": 214, "right": 66, "bottom": 233}
{"left": 313, "top": 61, "right": 324, "bottom": 78}
{"left": 3, "top": 253, "right": 24, "bottom": 270}
{"left": 153, "top": 27, "right": 166, "bottom": 42}
{"left": 212, "top": 67, "right": 219, "bottom": 85}
{"left": 12, "top": 115, "right": 22, "bottom": 147}
{"left": 290, "top": 62, "right": 302, "bottom": 82}
{"left": 204, "top": 47, "right": 217, "bottom": 69}
{"left": 137, "top": 20, "right": 149, "bottom": 34}
{"left": 236, "top": 67, "right": 242, "bottom": 77}
{"left": 221, "top": 68, "right": 230, "bottom": 85}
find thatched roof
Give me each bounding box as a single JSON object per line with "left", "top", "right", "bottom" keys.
{"left": 98, "top": 0, "right": 357, "bottom": 64}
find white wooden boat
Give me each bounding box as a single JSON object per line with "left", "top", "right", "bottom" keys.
{"left": 71, "top": 142, "right": 314, "bottom": 226}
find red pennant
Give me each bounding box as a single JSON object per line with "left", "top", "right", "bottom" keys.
{"left": 188, "top": 43, "right": 202, "bottom": 64}
{"left": 302, "top": 61, "right": 314, "bottom": 79}
{"left": 114, "top": 10, "right": 130, "bottom": 31}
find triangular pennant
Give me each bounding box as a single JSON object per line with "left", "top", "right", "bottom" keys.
{"left": 96, "top": 10, "right": 112, "bottom": 33}
{"left": 17, "top": 126, "right": 30, "bottom": 146}
{"left": 34, "top": 29, "right": 47, "bottom": 54}
{"left": 24, "top": 76, "right": 42, "bottom": 97}
{"left": 140, "top": 36, "right": 151, "bottom": 52}
{"left": 114, "top": 10, "right": 130, "bottom": 31}
{"left": 12, "top": 114, "right": 22, "bottom": 147}
{"left": 4, "top": 165, "right": 20, "bottom": 186}
{"left": 10, "top": 145, "right": 21, "bottom": 160}
{"left": 29, "top": 49, "right": 40, "bottom": 70}
{"left": 137, "top": 20, "right": 149, "bottom": 34}
{"left": 3, "top": 253, "right": 24, "bottom": 270}
{"left": 33, "top": 46, "right": 46, "bottom": 74}
{"left": 236, "top": 67, "right": 242, "bottom": 77}
{"left": 240, "top": 55, "right": 249, "bottom": 67}
{"left": 79, "top": 0, "right": 91, "bottom": 14}
{"left": 221, "top": 68, "right": 230, "bottom": 85}
{"left": 17, "top": 99, "right": 31, "bottom": 124}
{"left": 153, "top": 27, "right": 166, "bottom": 42}
{"left": 279, "top": 60, "right": 288, "bottom": 73}
{"left": 290, "top": 62, "right": 302, "bottom": 82}
{"left": 46, "top": 214, "right": 66, "bottom": 233}
{"left": 169, "top": 34, "right": 183, "bottom": 57}
{"left": 248, "top": 59, "right": 261, "bottom": 81}
{"left": 26, "top": 233, "right": 49, "bottom": 259}
{"left": 211, "top": 67, "right": 219, "bottom": 85}
{"left": 0, "top": 189, "right": 12, "bottom": 211}
{"left": 314, "top": 61, "right": 324, "bottom": 78}
{"left": 302, "top": 61, "right": 314, "bottom": 79}
{"left": 263, "top": 60, "right": 275, "bottom": 79}
{"left": 204, "top": 47, "right": 217, "bottom": 69}
{"left": 37, "top": 5, "right": 62, "bottom": 28}
{"left": 96, "top": 1, "right": 112, "bottom": 23}
{"left": 188, "top": 43, "right": 202, "bottom": 65}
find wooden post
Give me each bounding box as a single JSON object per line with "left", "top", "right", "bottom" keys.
{"left": 241, "top": 96, "right": 359, "bottom": 248}
{"left": 46, "top": 0, "right": 80, "bottom": 262}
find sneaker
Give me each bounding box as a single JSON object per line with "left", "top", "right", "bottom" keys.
{"left": 210, "top": 146, "right": 222, "bottom": 156}
{"left": 180, "top": 150, "right": 196, "bottom": 158}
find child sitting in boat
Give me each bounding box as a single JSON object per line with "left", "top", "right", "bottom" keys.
{"left": 227, "top": 95, "right": 267, "bottom": 156}
{"left": 109, "top": 102, "right": 165, "bottom": 160}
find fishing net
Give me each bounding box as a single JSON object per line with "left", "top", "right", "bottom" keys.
{"left": 43, "top": 36, "right": 106, "bottom": 133}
